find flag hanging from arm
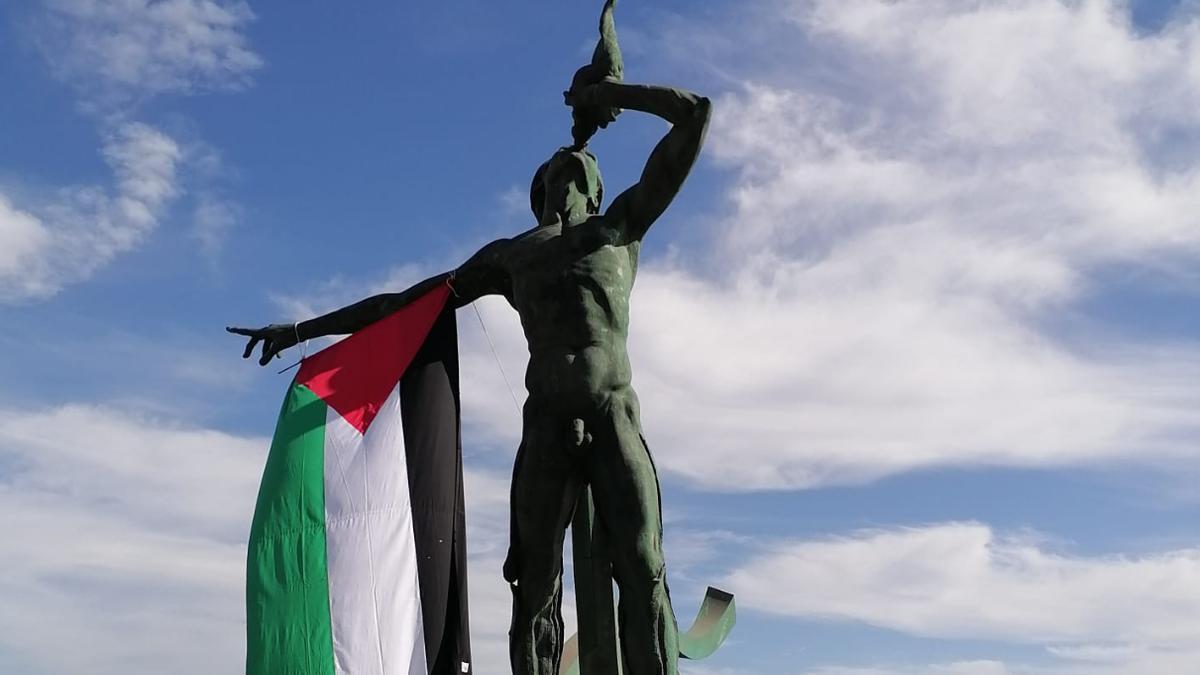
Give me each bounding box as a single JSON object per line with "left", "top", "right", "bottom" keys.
{"left": 246, "top": 285, "right": 472, "bottom": 675}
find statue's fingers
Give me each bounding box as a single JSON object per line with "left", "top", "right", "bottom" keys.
{"left": 227, "top": 326, "right": 254, "bottom": 336}
{"left": 242, "top": 336, "right": 261, "bottom": 359}
{"left": 259, "top": 339, "right": 275, "bottom": 367}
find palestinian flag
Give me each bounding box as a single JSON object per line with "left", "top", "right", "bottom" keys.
{"left": 246, "top": 285, "right": 472, "bottom": 675}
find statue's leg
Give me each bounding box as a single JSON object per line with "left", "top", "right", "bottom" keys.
{"left": 505, "top": 412, "right": 583, "bottom": 675}
{"left": 586, "top": 393, "right": 679, "bottom": 675}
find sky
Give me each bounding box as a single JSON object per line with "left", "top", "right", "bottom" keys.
{"left": 1, "top": 0, "right": 1199, "bottom": 673}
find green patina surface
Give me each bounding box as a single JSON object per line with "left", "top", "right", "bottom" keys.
{"left": 230, "top": 2, "right": 732, "bottom": 672}
{"left": 563, "top": 486, "right": 738, "bottom": 674}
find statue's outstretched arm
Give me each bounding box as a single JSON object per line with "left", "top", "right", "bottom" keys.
{"left": 227, "top": 239, "right": 511, "bottom": 366}
{"left": 570, "top": 81, "right": 711, "bottom": 241}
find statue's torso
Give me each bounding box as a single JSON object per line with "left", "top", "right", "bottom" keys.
{"left": 505, "top": 217, "right": 639, "bottom": 411}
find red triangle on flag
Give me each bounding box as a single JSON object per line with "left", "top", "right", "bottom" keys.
{"left": 296, "top": 285, "right": 450, "bottom": 433}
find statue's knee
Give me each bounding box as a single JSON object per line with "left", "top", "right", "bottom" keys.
{"left": 507, "top": 554, "right": 560, "bottom": 598}
{"left": 615, "top": 543, "right": 666, "bottom": 588}
{"left": 505, "top": 538, "right": 558, "bottom": 583}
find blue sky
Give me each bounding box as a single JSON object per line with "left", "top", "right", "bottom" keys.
{"left": 2, "top": 1, "right": 1199, "bottom": 674}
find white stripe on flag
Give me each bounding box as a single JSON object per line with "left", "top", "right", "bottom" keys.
{"left": 324, "top": 386, "right": 427, "bottom": 675}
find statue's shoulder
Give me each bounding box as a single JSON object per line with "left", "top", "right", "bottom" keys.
{"left": 493, "top": 226, "right": 553, "bottom": 268}
{"left": 509, "top": 224, "right": 556, "bottom": 248}
{"left": 588, "top": 212, "right": 632, "bottom": 248}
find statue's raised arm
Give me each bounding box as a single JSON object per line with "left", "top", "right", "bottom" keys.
{"left": 226, "top": 238, "right": 511, "bottom": 365}
{"left": 568, "top": 78, "right": 711, "bottom": 244}
{"left": 562, "top": 0, "right": 710, "bottom": 243}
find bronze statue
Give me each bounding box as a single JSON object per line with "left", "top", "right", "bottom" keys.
{"left": 229, "top": 3, "right": 710, "bottom": 672}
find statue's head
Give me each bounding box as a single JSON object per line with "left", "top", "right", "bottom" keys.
{"left": 530, "top": 147, "right": 603, "bottom": 226}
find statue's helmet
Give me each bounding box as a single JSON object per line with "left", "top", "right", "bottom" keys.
{"left": 530, "top": 147, "right": 604, "bottom": 222}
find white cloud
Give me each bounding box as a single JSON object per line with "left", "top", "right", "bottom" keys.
{"left": 463, "top": 465, "right": 515, "bottom": 556}
{"left": 755, "top": 0, "right": 1200, "bottom": 267}
{"left": 499, "top": 184, "right": 530, "bottom": 217}
{"left": 103, "top": 122, "right": 183, "bottom": 229}
{"left": 696, "top": 0, "right": 1200, "bottom": 290}
{"left": 37, "top": 0, "right": 261, "bottom": 108}
{"left": 1, "top": 0, "right": 258, "bottom": 299}
{"left": 728, "top": 522, "right": 1200, "bottom": 647}
{"left": 457, "top": 295, "right": 531, "bottom": 447}
{"left": 802, "top": 648, "right": 1200, "bottom": 675}
{"left": 729, "top": 517, "right": 1200, "bottom": 672}
{"left": 192, "top": 193, "right": 240, "bottom": 258}
{"left": 627, "top": 263, "right": 1200, "bottom": 489}
{"left": 0, "top": 123, "right": 184, "bottom": 302}
{"left": 0, "top": 196, "right": 52, "bottom": 283}
{"left": 0, "top": 403, "right": 265, "bottom": 674}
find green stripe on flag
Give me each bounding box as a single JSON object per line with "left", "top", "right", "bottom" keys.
{"left": 247, "top": 383, "right": 334, "bottom": 675}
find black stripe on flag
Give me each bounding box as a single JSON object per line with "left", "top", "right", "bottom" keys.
{"left": 400, "top": 307, "right": 472, "bottom": 674}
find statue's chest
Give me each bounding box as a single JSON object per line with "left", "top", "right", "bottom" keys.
{"left": 510, "top": 227, "right": 635, "bottom": 303}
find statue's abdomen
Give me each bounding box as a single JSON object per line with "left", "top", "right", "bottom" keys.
{"left": 516, "top": 244, "right": 636, "bottom": 408}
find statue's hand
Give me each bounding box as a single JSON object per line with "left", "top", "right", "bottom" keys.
{"left": 563, "top": 74, "right": 619, "bottom": 109}
{"left": 226, "top": 324, "right": 299, "bottom": 366}
{"left": 563, "top": 0, "right": 622, "bottom": 148}
{"left": 565, "top": 75, "right": 621, "bottom": 148}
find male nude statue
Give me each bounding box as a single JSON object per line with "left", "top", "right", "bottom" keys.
{"left": 230, "top": 60, "right": 710, "bottom": 675}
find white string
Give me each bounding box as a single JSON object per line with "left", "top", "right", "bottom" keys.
{"left": 295, "top": 322, "right": 310, "bottom": 361}
{"left": 471, "top": 302, "right": 522, "bottom": 416}
{"left": 276, "top": 323, "right": 310, "bottom": 375}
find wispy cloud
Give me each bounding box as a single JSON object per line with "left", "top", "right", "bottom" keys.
{"left": 192, "top": 192, "right": 241, "bottom": 260}
{"left": 498, "top": 184, "right": 529, "bottom": 217}
{"left": 35, "top": 0, "right": 261, "bottom": 111}
{"left": 0, "top": 123, "right": 184, "bottom": 302}
{"left": 1, "top": 0, "right": 260, "bottom": 302}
